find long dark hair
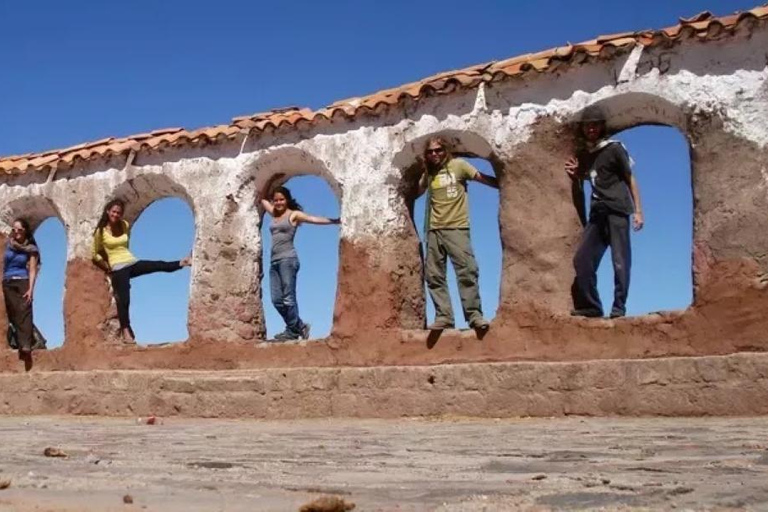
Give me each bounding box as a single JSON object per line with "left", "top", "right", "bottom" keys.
{"left": 423, "top": 136, "right": 454, "bottom": 171}
{"left": 12, "top": 217, "right": 41, "bottom": 265}
{"left": 272, "top": 186, "right": 302, "bottom": 211}
{"left": 95, "top": 198, "right": 125, "bottom": 236}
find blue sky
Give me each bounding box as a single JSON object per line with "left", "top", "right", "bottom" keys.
{"left": 0, "top": 0, "right": 752, "bottom": 345}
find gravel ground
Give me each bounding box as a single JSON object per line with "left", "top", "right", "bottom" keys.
{"left": 0, "top": 416, "right": 766, "bottom": 511}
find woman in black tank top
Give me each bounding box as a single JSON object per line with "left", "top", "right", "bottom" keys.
{"left": 261, "top": 186, "right": 340, "bottom": 341}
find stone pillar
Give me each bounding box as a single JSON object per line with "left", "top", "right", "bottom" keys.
{"left": 187, "top": 193, "right": 264, "bottom": 343}
{"left": 332, "top": 176, "right": 424, "bottom": 337}
{"left": 689, "top": 113, "right": 768, "bottom": 301}
{"left": 497, "top": 121, "right": 582, "bottom": 318}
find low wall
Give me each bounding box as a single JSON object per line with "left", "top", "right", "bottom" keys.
{"left": 2, "top": 352, "right": 767, "bottom": 418}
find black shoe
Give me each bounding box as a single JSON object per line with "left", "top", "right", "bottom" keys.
{"left": 428, "top": 321, "right": 454, "bottom": 331}
{"left": 469, "top": 317, "right": 490, "bottom": 332}
{"left": 570, "top": 309, "right": 603, "bottom": 318}
{"left": 609, "top": 311, "right": 625, "bottom": 319}
{"left": 273, "top": 331, "right": 297, "bottom": 341}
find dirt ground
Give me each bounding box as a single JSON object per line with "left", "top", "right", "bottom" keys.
{"left": 0, "top": 416, "right": 766, "bottom": 511}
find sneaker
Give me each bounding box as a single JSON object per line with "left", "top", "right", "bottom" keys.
{"left": 609, "top": 310, "right": 625, "bottom": 319}
{"left": 273, "top": 331, "right": 296, "bottom": 341}
{"left": 299, "top": 323, "right": 311, "bottom": 340}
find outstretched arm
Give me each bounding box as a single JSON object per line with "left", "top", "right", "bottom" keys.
{"left": 292, "top": 211, "right": 340, "bottom": 226}
{"left": 473, "top": 172, "right": 499, "bottom": 189}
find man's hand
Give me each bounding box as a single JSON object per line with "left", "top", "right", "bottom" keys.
{"left": 633, "top": 211, "right": 645, "bottom": 231}
{"left": 565, "top": 157, "right": 580, "bottom": 178}
{"left": 23, "top": 288, "right": 33, "bottom": 305}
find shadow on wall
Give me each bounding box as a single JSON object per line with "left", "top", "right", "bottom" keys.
{"left": 128, "top": 197, "right": 195, "bottom": 344}
{"left": 260, "top": 175, "right": 340, "bottom": 339}
{"left": 592, "top": 125, "right": 693, "bottom": 315}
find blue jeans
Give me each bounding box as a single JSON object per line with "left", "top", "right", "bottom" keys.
{"left": 269, "top": 257, "right": 303, "bottom": 335}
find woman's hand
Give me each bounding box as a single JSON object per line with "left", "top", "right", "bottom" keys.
{"left": 23, "top": 288, "right": 33, "bottom": 305}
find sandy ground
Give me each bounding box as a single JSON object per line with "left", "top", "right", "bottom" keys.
{"left": 0, "top": 416, "right": 766, "bottom": 511}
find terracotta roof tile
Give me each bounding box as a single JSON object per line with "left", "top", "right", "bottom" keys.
{"left": 2, "top": 3, "right": 767, "bottom": 176}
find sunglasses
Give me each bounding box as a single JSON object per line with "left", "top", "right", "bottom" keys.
{"left": 426, "top": 147, "right": 445, "bottom": 155}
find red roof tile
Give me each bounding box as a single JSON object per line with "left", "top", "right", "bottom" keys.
{"left": 2, "top": 3, "right": 767, "bottom": 176}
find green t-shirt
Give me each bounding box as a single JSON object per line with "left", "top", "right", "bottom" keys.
{"left": 426, "top": 158, "right": 479, "bottom": 230}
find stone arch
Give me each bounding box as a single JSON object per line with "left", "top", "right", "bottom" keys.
{"left": 97, "top": 173, "right": 197, "bottom": 343}
{"left": 241, "top": 147, "right": 342, "bottom": 340}
{"left": 0, "top": 195, "right": 64, "bottom": 233}
{"left": 392, "top": 129, "right": 503, "bottom": 328}
{"left": 0, "top": 195, "right": 67, "bottom": 347}
{"left": 569, "top": 92, "right": 689, "bottom": 135}
{"left": 393, "top": 129, "right": 503, "bottom": 199}
{"left": 106, "top": 173, "right": 196, "bottom": 225}
{"left": 238, "top": 146, "right": 342, "bottom": 206}
{"left": 499, "top": 91, "right": 697, "bottom": 320}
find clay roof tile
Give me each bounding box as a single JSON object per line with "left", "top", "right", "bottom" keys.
{"left": 2, "top": 3, "right": 767, "bottom": 176}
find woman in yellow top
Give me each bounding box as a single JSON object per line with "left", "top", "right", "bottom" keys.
{"left": 92, "top": 199, "right": 191, "bottom": 342}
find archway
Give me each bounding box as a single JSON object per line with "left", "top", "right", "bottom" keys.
{"left": 260, "top": 175, "right": 340, "bottom": 340}
{"left": 0, "top": 196, "right": 67, "bottom": 348}
{"left": 103, "top": 174, "right": 195, "bottom": 344}
{"left": 395, "top": 130, "right": 503, "bottom": 329}
{"left": 592, "top": 126, "right": 693, "bottom": 315}
{"left": 245, "top": 147, "right": 342, "bottom": 341}
{"left": 570, "top": 94, "right": 693, "bottom": 316}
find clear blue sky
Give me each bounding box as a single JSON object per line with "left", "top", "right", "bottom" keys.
{"left": 0, "top": 0, "right": 753, "bottom": 345}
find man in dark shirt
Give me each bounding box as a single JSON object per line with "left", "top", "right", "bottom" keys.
{"left": 565, "top": 105, "right": 644, "bottom": 318}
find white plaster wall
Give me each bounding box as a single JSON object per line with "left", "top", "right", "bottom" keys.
{"left": 0, "top": 25, "right": 765, "bottom": 313}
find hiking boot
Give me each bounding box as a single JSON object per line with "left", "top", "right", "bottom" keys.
{"left": 470, "top": 317, "right": 490, "bottom": 332}
{"left": 428, "top": 320, "right": 454, "bottom": 331}
{"left": 609, "top": 310, "right": 626, "bottom": 319}
{"left": 299, "top": 323, "right": 311, "bottom": 340}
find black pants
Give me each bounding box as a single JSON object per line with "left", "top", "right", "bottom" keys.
{"left": 3, "top": 279, "right": 33, "bottom": 350}
{"left": 111, "top": 260, "right": 182, "bottom": 331}
{"left": 571, "top": 209, "right": 631, "bottom": 316}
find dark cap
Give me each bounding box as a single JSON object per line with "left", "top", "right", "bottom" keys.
{"left": 579, "top": 104, "right": 607, "bottom": 123}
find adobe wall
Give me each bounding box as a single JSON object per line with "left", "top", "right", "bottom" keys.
{"left": 0, "top": 26, "right": 766, "bottom": 372}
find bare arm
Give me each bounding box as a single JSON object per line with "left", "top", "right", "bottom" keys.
{"left": 627, "top": 174, "right": 644, "bottom": 231}
{"left": 417, "top": 169, "right": 429, "bottom": 196}
{"left": 91, "top": 230, "right": 112, "bottom": 273}
{"left": 565, "top": 156, "right": 587, "bottom": 227}
{"left": 260, "top": 198, "right": 275, "bottom": 216}
{"left": 292, "top": 211, "right": 340, "bottom": 226}
{"left": 24, "top": 255, "right": 38, "bottom": 304}
{"left": 473, "top": 172, "right": 499, "bottom": 189}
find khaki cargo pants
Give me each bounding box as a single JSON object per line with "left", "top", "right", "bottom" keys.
{"left": 425, "top": 229, "right": 483, "bottom": 327}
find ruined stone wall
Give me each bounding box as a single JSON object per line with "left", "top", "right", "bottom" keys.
{"left": 0, "top": 26, "right": 766, "bottom": 372}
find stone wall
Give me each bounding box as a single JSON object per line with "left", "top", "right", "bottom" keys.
{"left": 0, "top": 24, "right": 767, "bottom": 372}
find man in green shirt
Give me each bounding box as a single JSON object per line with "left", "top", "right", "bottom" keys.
{"left": 418, "top": 137, "right": 499, "bottom": 332}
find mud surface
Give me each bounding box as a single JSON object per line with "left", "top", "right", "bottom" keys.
{"left": 0, "top": 416, "right": 767, "bottom": 511}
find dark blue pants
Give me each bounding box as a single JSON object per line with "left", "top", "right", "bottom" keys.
{"left": 269, "top": 257, "right": 304, "bottom": 335}
{"left": 111, "top": 260, "right": 182, "bottom": 331}
{"left": 572, "top": 209, "right": 631, "bottom": 317}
